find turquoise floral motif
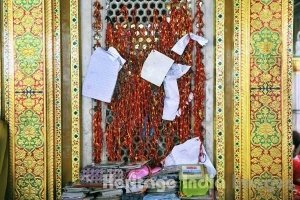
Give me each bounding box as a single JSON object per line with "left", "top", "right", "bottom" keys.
{"left": 251, "top": 106, "right": 280, "bottom": 149}
{"left": 15, "top": 33, "right": 42, "bottom": 76}
{"left": 251, "top": 172, "right": 282, "bottom": 199}
{"left": 252, "top": 28, "right": 280, "bottom": 72}
{"left": 13, "top": 0, "right": 41, "bottom": 11}
{"left": 16, "top": 173, "right": 42, "bottom": 199}
{"left": 16, "top": 110, "right": 43, "bottom": 152}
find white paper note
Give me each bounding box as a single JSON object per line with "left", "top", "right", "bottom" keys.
{"left": 163, "top": 64, "right": 191, "bottom": 121}
{"left": 82, "top": 48, "right": 125, "bottom": 103}
{"left": 141, "top": 50, "right": 174, "bottom": 86}
{"left": 171, "top": 33, "right": 208, "bottom": 55}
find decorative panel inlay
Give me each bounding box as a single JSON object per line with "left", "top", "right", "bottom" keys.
{"left": 2, "top": 0, "right": 63, "bottom": 198}
{"left": 12, "top": 1, "right": 46, "bottom": 198}
{"left": 215, "top": 0, "right": 225, "bottom": 199}
{"left": 233, "top": 0, "right": 241, "bottom": 198}
{"left": 70, "top": 0, "right": 81, "bottom": 182}
{"left": 53, "top": 0, "right": 62, "bottom": 198}
{"left": 233, "top": 0, "right": 293, "bottom": 199}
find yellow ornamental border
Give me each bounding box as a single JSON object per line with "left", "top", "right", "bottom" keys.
{"left": 215, "top": 0, "right": 225, "bottom": 198}
{"left": 70, "top": 0, "right": 81, "bottom": 182}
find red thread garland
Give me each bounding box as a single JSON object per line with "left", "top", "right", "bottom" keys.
{"left": 93, "top": 0, "right": 206, "bottom": 164}
{"left": 93, "top": 102, "right": 102, "bottom": 163}
{"left": 92, "top": 0, "right": 103, "bottom": 163}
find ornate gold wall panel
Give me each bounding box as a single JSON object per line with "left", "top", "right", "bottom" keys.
{"left": 53, "top": 0, "right": 62, "bottom": 198}
{"left": 216, "top": 0, "right": 225, "bottom": 199}
{"left": 233, "top": 0, "right": 293, "bottom": 199}
{"left": 70, "top": 0, "right": 81, "bottom": 182}
{"left": 0, "top": 0, "right": 74, "bottom": 198}
{"left": 3, "top": 0, "right": 10, "bottom": 122}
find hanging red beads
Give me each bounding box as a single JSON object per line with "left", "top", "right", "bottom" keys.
{"left": 93, "top": 0, "right": 206, "bottom": 164}
{"left": 92, "top": 0, "right": 103, "bottom": 163}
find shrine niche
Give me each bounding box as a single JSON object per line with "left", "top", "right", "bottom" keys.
{"left": 83, "top": 0, "right": 218, "bottom": 199}
{"left": 0, "top": 0, "right": 295, "bottom": 199}
{"left": 90, "top": 0, "right": 207, "bottom": 164}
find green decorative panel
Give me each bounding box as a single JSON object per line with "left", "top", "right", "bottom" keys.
{"left": 15, "top": 33, "right": 42, "bottom": 76}
{"left": 13, "top": 0, "right": 41, "bottom": 11}
{"left": 16, "top": 110, "right": 43, "bottom": 152}
{"left": 251, "top": 106, "right": 280, "bottom": 149}
{"left": 252, "top": 28, "right": 280, "bottom": 72}
{"left": 16, "top": 173, "right": 43, "bottom": 199}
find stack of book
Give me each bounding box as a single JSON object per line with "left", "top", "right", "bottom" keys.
{"left": 80, "top": 162, "right": 124, "bottom": 186}
{"left": 62, "top": 185, "right": 125, "bottom": 200}
{"left": 61, "top": 187, "right": 91, "bottom": 200}
{"left": 119, "top": 161, "right": 149, "bottom": 170}
{"left": 144, "top": 166, "right": 180, "bottom": 199}
{"left": 121, "top": 179, "right": 146, "bottom": 200}
{"left": 92, "top": 188, "right": 123, "bottom": 200}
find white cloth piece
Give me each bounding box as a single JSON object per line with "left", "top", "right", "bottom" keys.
{"left": 176, "top": 93, "right": 194, "bottom": 117}
{"left": 141, "top": 50, "right": 174, "bottom": 86}
{"left": 295, "top": 73, "right": 300, "bottom": 132}
{"left": 163, "top": 137, "right": 216, "bottom": 178}
{"left": 82, "top": 47, "right": 126, "bottom": 103}
{"left": 162, "top": 64, "right": 191, "bottom": 121}
{"left": 171, "top": 33, "right": 208, "bottom": 55}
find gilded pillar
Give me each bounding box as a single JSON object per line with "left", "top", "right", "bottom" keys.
{"left": 232, "top": 0, "right": 293, "bottom": 199}
{"left": 1, "top": 0, "right": 80, "bottom": 199}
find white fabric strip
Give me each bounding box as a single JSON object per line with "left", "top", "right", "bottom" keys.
{"left": 171, "top": 33, "right": 208, "bottom": 55}
{"left": 162, "top": 64, "right": 191, "bottom": 121}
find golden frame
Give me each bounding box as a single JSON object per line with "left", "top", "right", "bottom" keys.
{"left": 70, "top": 0, "right": 81, "bottom": 182}
{"left": 231, "top": 0, "right": 293, "bottom": 199}
{"left": 1, "top": 0, "right": 66, "bottom": 198}
{"left": 215, "top": 0, "right": 226, "bottom": 198}
{"left": 0, "top": 0, "right": 293, "bottom": 198}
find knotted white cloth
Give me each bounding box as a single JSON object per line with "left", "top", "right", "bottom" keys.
{"left": 163, "top": 137, "right": 216, "bottom": 178}
{"left": 141, "top": 33, "right": 208, "bottom": 121}
{"left": 163, "top": 64, "right": 191, "bottom": 121}
{"left": 171, "top": 33, "right": 208, "bottom": 55}
{"left": 162, "top": 33, "right": 208, "bottom": 120}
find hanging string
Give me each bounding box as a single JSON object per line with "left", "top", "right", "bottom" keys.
{"left": 92, "top": 0, "right": 103, "bottom": 163}
{"left": 193, "top": 0, "right": 205, "bottom": 139}
{"left": 193, "top": 0, "right": 206, "bottom": 158}
{"left": 93, "top": 0, "right": 103, "bottom": 48}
